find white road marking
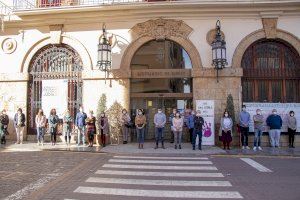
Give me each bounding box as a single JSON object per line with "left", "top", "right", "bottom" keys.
{"left": 240, "top": 158, "right": 273, "bottom": 172}
{"left": 113, "top": 155, "right": 209, "bottom": 160}
{"left": 109, "top": 159, "right": 212, "bottom": 165}
{"left": 74, "top": 187, "right": 243, "bottom": 199}
{"left": 102, "top": 164, "right": 218, "bottom": 170}
{"left": 86, "top": 177, "right": 232, "bottom": 187}
{"left": 95, "top": 170, "right": 224, "bottom": 177}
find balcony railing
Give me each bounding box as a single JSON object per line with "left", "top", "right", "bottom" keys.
{"left": 0, "top": 1, "right": 13, "bottom": 15}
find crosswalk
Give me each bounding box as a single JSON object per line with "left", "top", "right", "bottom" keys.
{"left": 66, "top": 155, "right": 243, "bottom": 199}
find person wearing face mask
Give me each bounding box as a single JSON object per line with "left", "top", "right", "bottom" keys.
{"left": 135, "top": 109, "right": 147, "bottom": 149}
{"left": 75, "top": 106, "right": 87, "bottom": 146}
{"left": 63, "top": 109, "right": 73, "bottom": 146}
{"left": 219, "top": 110, "right": 233, "bottom": 150}
{"left": 121, "top": 109, "right": 131, "bottom": 144}
{"left": 98, "top": 112, "right": 109, "bottom": 147}
{"left": 266, "top": 109, "right": 282, "bottom": 148}
{"left": 253, "top": 109, "right": 264, "bottom": 151}
{"left": 14, "top": 108, "right": 26, "bottom": 144}
{"left": 287, "top": 110, "right": 297, "bottom": 148}
{"left": 154, "top": 108, "right": 166, "bottom": 149}
{"left": 239, "top": 105, "right": 251, "bottom": 149}
{"left": 35, "top": 109, "right": 47, "bottom": 146}
{"left": 49, "top": 108, "right": 59, "bottom": 146}
{"left": 86, "top": 110, "right": 96, "bottom": 147}
{"left": 0, "top": 109, "right": 9, "bottom": 145}
{"left": 172, "top": 112, "right": 184, "bottom": 149}
{"left": 169, "top": 108, "right": 177, "bottom": 143}
{"left": 187, "top": 110, "right": 195, "bottom": 144}
{"left": 193, "top": 110, "right": 204, "bottom": 150}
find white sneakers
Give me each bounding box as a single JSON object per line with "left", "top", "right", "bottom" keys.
{"left": 242, "top": 146, "right": 251, "bottom": 150}
{"left": 258, "top": 146, "right": 262, "bottom": 150}
{"left": 253, "top": 146, "right": 257, "bottom": 151}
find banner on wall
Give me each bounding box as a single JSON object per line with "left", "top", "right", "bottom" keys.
{"left": 42, "top": 79, "right": 68, "bottom": 118}
{"left": 195, "top": 100, "right": 215, "bottom": 145}
{"left": 244, "top": 103, "right": 300, "bottom": 132}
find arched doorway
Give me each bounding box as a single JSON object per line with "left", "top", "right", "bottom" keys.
{"left": 27, "top": 44, "right": 83, "bottom": 134}
{"left": 241, "top": 39, "right": 300, "bottom": 103}
{"left": 130, "top": 39, "right": 193, "bottom": 141}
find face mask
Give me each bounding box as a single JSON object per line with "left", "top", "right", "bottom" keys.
{"left": 273, "top": 112, "right": 277, "bottom": 115}
{"left": 79, "top": 109, "right": 83, "bottom": 113}
{"left": 257, "top": 112, "right": 261, "bottom": 115}
{"left": 158, "top": 111, "right": 162, "bottom": 113}
{"left": 225, "top": 114, "right": 228, "bottom": 117}
{"left": 291, "top": 114, "right": 294, "bottom": 117}
{"left": 101, "top": 114, "right": 104, "bottom": 117}
{"left": 138, "top": 112, "right": 142, "bottom": 115}
{"left": 123, "top": 111, "right": 126, "bottom": 114}
{"left": 196, "top": 113, "right": 200, "bottom": 117}
{"left": 242, "top": 108, "right": 246, "bottom": 111}
{"left": 3, "top": 112, "right": 6, "bottom": 115}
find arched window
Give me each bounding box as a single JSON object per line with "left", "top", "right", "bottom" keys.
{"left": 241, "top": 39, "right": 300, "bottom": 103}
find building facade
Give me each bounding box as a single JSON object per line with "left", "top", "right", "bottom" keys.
{"left": 0, "top": 0, "right": 299, "bottom": 146}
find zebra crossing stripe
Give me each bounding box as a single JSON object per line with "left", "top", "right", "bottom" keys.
{"left": 95, "top": 170, "right": 224, "bottom": 177}
{"left": 86, "top": 177, "right": 232, "bottom": 187}
{"left": 74, "top": 186, "right": 243, "bottom": 199}
{"left": 240, "top": 158, "right": 273, "bottom": 172}
{"left": 113, "top": 156, "right": 209, "bottom": 160}
{"left": 109, "top": 159, "right": 212, "bottom": 165}
{"left": 102, "top": 164, "right": 218, "bottom": 170}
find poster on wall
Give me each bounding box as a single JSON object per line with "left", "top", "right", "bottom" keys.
{"left": 195, "top": 100, "right": 215, "bottom": 145}
{"left": 42, "top": 79, "right": 68, "bottom": 119}
{"left": 244, "top": 103, "right": 300, "bottom": 132}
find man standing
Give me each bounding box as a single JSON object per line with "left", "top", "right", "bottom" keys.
{"left": 187, "top": 110, "right": 195, "bottom": 144}
{"left": 169, "top": 108, "right": 177, "bottom": 143}
{"left": 154, "top": 108, "right": 166, "bottom": 149}
{"left": 253, "top": 109, "right": 264, "bottom": 151}
{"left": 75, "top": 106, "right": 87, "bottom": 146}
{"left": 266, "top": 109, "right": 282, "bottom": 148}
{"left": 0, "top": 109, "right": 9, "bottom": 145}
{"left": 193, "top": 110, "right": 204, "bottom": 150}
{"left": 239, "top": 105, "right": 250, "bottom": 149}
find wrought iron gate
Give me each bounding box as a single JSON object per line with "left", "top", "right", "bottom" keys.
{"left": 28, "top": 44, "right": 83, "bottom": 134}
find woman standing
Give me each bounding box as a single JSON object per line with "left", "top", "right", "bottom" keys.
{"left": 219, "top": 110, "right": 233, "bottom": 150}
{"left": 86, "top": 110, "right": 96, "bottom": 147}
{"left": 63, "top": 110, "right": 73, "bottom": 146}
{"left": 98, "top": 112, "right": 109, "bottom": 147}
{"left": 172, "top": 112, "right": 184, "bottom": 149}
{"left": 287, "top": 111, "right": 297, "bottom": 148}
{"left": 35, "top": 109, "right": 46, "bottom": 146}
{"left": 135, "top": 109, "right": 147, "bottom": 149}
{"left": 0, "top": 109, "right": 9, "bottom": 145}
{"left": 49, "top": 109, "right": 59, "bottom": 146}
{"left": 14, "top": 108, "right": 26, "bottom": 144}
{"left": 120, "top": 109, "right": 131, "bottom": 144}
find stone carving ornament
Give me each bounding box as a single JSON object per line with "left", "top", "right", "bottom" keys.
{"left": 1, "top": 38, "right": 17, "bottom": 54}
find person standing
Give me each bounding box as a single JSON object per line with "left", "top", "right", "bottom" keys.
{"left": 266, "top": 109, "right": 282, "bottom": 148}
{"left": 253, "top": 109, "right": 264, "bottom": 151}
{"left": 98, "top": 112, "right": 109, "bottom": 147}
{"left": 120, "top": 109, "right": 131, "bottom": 144}
{"left": 0, "top": 109, "right": 9, "bottom": 145}
{"left": 187, "top": 110, "right": 195, "bottom": 144}
{"left": 154, "top": 108, "right": 166, "bottom": 149}
{"left": 172, "top": 112, "right": 184, "bottom": 149}
{"left": 14, "top": 108, "right": 25, "bottom": 144}
{"left": 287, "top": 110, "right": 297, "bottom": 148}
{"left": 239, "top": 105, "right": 251, "bottom": 149}
{"left": 169, "top": 108, "right": 177, "bottom": 143}
{"left": 63, "top": 110, "right": 73, "bottom": 146}
{"left": 49, "top": 109, "right": 59, "bottom": 146}
{"left": 193, "top": 110, "right": 204, "bottom": 150}
{"left": 75, "top": 106, "right": 87, "bottom": 146}
{"left": 219, "top": 110, "right": 233, "bottom": 150}
{"left": 135, "top": 109, "right": 147, "bottom": 149}
{"left": 35, "top": 109, "right": 46, "bottom": 146}
{"left": 86, "top": 110, "right": 96, "bottom": 147}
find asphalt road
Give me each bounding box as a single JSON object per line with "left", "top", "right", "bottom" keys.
{"left": 0, "top": 151, "right": 300, "bottom": 200}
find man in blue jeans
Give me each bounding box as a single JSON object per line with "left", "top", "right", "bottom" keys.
{"left": 75, "top": 106, "right": 87, "bottom": 146}
{"left": 239, "top": 105, "right": 251, "bottom": 149}
{"left": 266, "top": 109, "right": 282, "bottom": 148}
{"left": 154, "top": 108, "right": 166, "bottom": 149}
{"left": 193, "top": 110, "right": 204, "bottom": 150}
{"left": 253, "top": 109, "right": 264, "bottom": 151}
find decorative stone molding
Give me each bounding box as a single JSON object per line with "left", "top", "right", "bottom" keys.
{"left": 131, "top": 18, "right": 193, "bottom": 41}
{"left": 192, "top": 68, "right": 243, "bottom": 78}
{"left": 262, "top": 18, "right": 277, "bottom": 39}
{"left": 0, "top": 73, "right": 29, "bottom": 82}
{"left": 232, "top": 29, "right": 300, "bottom": 69}
{"left": 1, "top": 38, "right": 17, "bottom": 54}
{"left": 49, "top": 24, "right": 64, "bottom": 44}
{"left": 206, "top": 29, "right": 225, "bottom": 45}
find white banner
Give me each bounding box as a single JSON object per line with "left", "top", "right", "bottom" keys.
{"left": 244, "top": 103, "right": 300, "bottom": 132}
{"left": 42, "top": 79, "right": 68, "bottom": 118}
{"left": 195, "top": 100, "right": 215, "bottom": 145}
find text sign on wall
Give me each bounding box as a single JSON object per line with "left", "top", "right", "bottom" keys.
{"left": 196, "top": 100, "right": 215, "bottom": 146}
{"left": 244, "top": 103, "right": 300, "bottom": 132}
{"left": 42, "top": 79, "right": 68, "bottom": 118}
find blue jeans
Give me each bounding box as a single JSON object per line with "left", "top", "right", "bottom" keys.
{"left": 193, "top": 129, "right": 202, "bottom": 148}
{"left": 137, "top": 127, "right": 145, "bottom": 144}
{"left": 254, "top": 129, "right": 263, "bottom": 147}
{"left": 155, "top": 127, "right": 164, "bottom": 144}
{"left": 269, "top": 129, "right": 281, "bottom": 147}
{"left": 77, "top": 127, "right": 86, "bottom": 145}
{"left": 37, "top": 127, "right": 45, "bottom": 143}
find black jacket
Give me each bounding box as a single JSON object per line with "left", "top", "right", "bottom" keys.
{"left": 14, "top": 113, "right": 26, "bottom": 127}
{"left": 194, "top": 116, "right": 204, "bottom": 131}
